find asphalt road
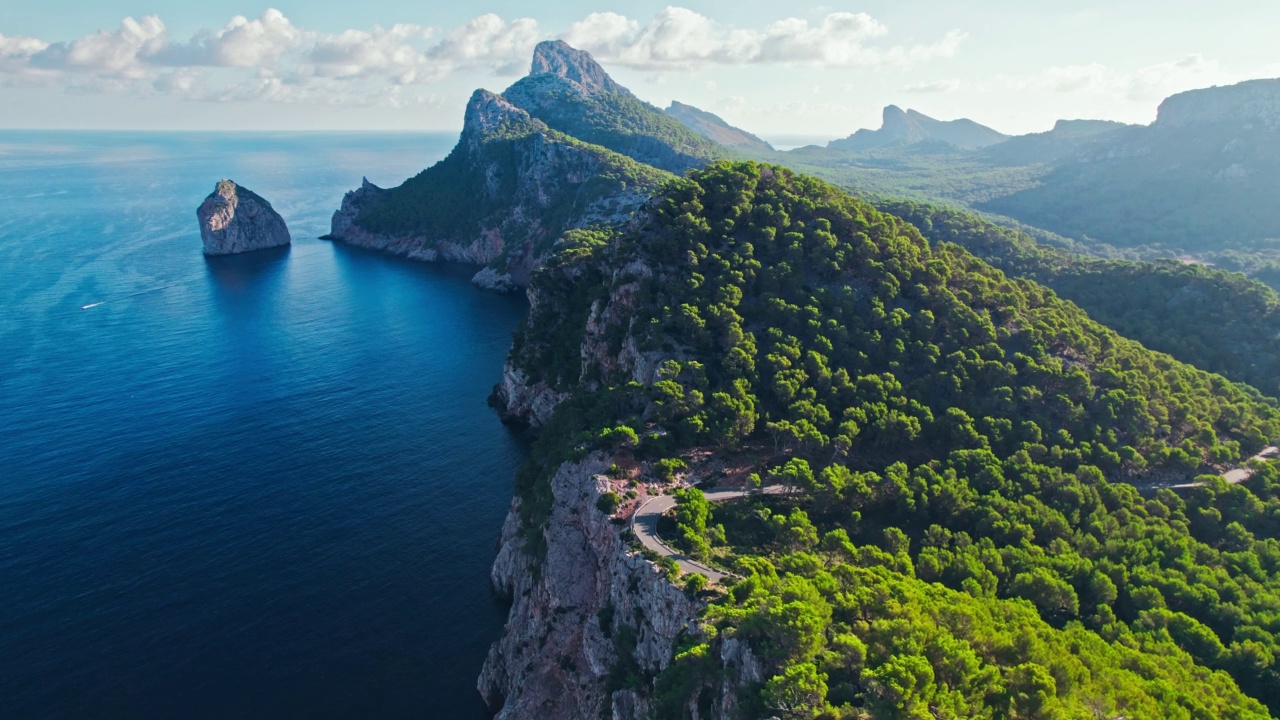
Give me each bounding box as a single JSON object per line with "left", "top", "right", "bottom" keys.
{"left": 630, "top": 485, "right": 790, "bottom": 584}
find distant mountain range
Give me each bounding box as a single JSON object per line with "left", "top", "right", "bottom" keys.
{"left": 828, "top": 105, "right": 1010, "bottom": 151}
{"left": 982, "top": 79, "right": 1280, "bottom": 251}
{"left": 757, "top": 79, "right": 1280, "bottom": 270}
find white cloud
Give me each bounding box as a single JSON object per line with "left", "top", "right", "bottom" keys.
{"left": 427, "top": 13, "right": 539, "bottom": 75}
{"left": 563, "top": 8, "right": 961, "bottom": 70}
{"left": 903, "top": 78, "right": 962, "bottom": 94}
{"left": 31, "top": 16, "right": 166, "bottom": 78}
{"left": 207, "top": 9, "right": 305, "bottom": 67}
{"left": 0, "top": 7, "right": 961, "bottom": 106}
{"left": 306, "top": 24, "right": 432, "bottom": 83}
{"left": 0, "top": 33, "right": 50, "bottom": 60}
{"left": 1013, "top": 54, "right": 1229, "bottom": 101}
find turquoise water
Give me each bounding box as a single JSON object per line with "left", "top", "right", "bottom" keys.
{"left": 0, "top": 132, "right": 528, "bottom": 718}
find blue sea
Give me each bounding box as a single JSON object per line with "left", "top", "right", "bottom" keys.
{"left": 0, "top": 131, "right": 529, "bottom": 719}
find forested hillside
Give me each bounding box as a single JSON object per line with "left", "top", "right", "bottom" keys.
{"left": 510, "top": 162, "right": 1280, "bottom": 718}
{"left": 880, "top": 200, "right": 1280, "bottom": 398}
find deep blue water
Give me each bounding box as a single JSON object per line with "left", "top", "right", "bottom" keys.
{"left": 0, "top": 132, "right": 529, "bottom": 719}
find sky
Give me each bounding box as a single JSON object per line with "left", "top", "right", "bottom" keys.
{"left": 2, "top": 1, "right": 1277, "bottom": 140}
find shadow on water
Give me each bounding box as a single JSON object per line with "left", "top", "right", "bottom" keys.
{"left": 203, "top": 244, "right": 293, "bottom": 294}
{"left": 327, "top": 239, "right": 489, "bottom": 286}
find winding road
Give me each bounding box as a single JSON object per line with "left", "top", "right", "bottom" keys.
{"left": 634, "top": 446, "right": 1280, "bottom": 582}
{"left": 630, "top": 485, "right": 791, "bottom": 584}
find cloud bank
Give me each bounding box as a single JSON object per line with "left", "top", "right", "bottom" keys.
{"left": 0, "top": 7, "right": 965, "bottom": 105}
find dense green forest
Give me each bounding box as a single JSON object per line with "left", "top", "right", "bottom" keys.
{"left": 510, "top": 162, "right": 1280, "bottom": 718}
{"left": 879, "top": 200, "right": 1280, "bottom": 399}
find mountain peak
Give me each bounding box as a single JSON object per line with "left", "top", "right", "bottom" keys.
{"left": 529, "top": 40, "right": 626, "bottom": 96}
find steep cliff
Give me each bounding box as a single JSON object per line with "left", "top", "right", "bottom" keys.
{"left": 197, "top": 180, "right": 291, "bottom": 255}
{"left": 477, "top": 453, "right": 704, "bottom": 719}
{"left": 324, "top": 89, "right": 668, "bottom": 290}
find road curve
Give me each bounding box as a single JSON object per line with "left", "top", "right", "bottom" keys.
{"left": 630, "top": 485, "right": 791, "bottom": 584}
{"left": 1165, "top": 446, "right": 1278, "bottom": 490}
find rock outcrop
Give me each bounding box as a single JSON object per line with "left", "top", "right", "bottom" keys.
{"left": 489, "top": 362, "right": 568, "bottom": 428}
{"left": 529, "top": 39, "right": 629, "bottom": 97}
{"left": 197, "top": 180, "right": 290, "bottom": 255}
{"left": 829, "top": 105, "right": 1009, "bottom": 151}
{"left": 666, "top": 100, "right": 774, "bottom": 152}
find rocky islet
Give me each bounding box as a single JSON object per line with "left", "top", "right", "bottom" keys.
{"left": 196, "top": 179, "right": 291, "bottom": 255}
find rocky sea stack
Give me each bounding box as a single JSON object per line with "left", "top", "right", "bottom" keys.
{"left": 197, "top": 180, "right": 291, "bottom": 255}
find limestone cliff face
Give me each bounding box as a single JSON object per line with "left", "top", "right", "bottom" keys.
{"left": 324, "top": 89, "right": 661, "bottom": 291}
{"left": 489, "top": 252, "right": 667, "bottom": 428}
{"left": 197, "top": 180, "right": 290, "bottom": 255}
{"left": 477, "top": 450, "right": 764, "bottom": 720}
{"left": 477, "top": 453, "right": 700, "bottom": 719}
{"left": 489, "top": 362, "right": 568, "bottom": 429}
{"left": 529, "top": 39, "right": 629, "bottom": 97}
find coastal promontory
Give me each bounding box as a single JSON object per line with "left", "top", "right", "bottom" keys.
{"left": 197, "top": 180, "right": 291, "bottom": 255}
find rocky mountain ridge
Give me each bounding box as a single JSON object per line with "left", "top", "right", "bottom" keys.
{"left": 323, "top": 41, "right": 702, "bottom": 291}
{"left": 828, "top": 104, "right": 1009, "bottom": 151}
{"left": 324, "top": 86, "right": 669, "bottom": 291}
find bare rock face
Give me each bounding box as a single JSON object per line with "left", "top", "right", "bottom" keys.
{"left": 476, "top": 453, "right": 703, "bottom": 719}
{"left": 489, "top": 362, "right": 569, "bottom": 428}
{"left": 197, "top": 180, "right": 290, "bottom": 255}
{"left": 528, "top": 39, "right": 629, "bottom": 97}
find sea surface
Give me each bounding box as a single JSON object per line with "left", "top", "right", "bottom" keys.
{"left": 0, "top": 131, "right": 530, "bottom": 719}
